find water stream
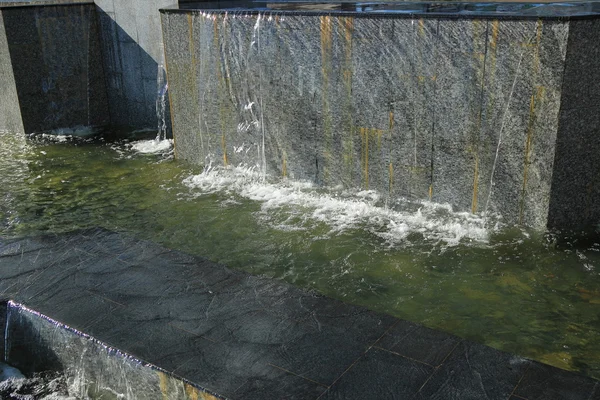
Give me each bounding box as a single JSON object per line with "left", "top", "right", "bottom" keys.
{"left": 1, "top": 130, "right": 600, "bottom": 379}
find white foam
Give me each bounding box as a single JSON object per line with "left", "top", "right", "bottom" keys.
{"left": 183, "top": 165, "right": 491, "bottom": 247}
{"left": 40, "top": 126, "right": 99, "bottom": 138}
{"left": 130, "top": 139, "right": 173, "bottom": 154}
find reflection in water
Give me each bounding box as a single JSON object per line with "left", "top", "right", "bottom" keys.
{"left": 1, "top": 130, "right": 600, "bottom": 379}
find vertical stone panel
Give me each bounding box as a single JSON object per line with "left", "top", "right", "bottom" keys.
{"left": 478, "top": 20, "right": 545, "bottom": 225}
{"left": 519, "top": 21, "right": 568, "bottom": 228}
{"left": 95, "top": 0, "right": 173, "bottom": 130}
{"left": 2, "top": 4, "right": 109, "bottom": 133}
{"left": 548, "top": 19, "right": 600, "bottom": 232}
{"left": 261, "top": 15, "right": 321, "bottom": 181}
{"left": 0, "top": 10, "right": 24, "bottom": 134}
{"left": 432, "top": 19, "right": 487, "bottom": 212}
{"left": 387, "top": 18, "right": 437, "bottom": 202}
{"left": 351, "top": 17, "right": 395, "bottom": 194}
{"left": 162, "top": 12, "right": 203, "bottom": 163}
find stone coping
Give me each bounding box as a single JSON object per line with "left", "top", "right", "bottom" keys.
{"left": 162, "top": 0, "right": 600, "bottom": 18}
{"left": 0, "top": 1, "right": 92, "bottom": 9}
{"left": 0, "top": 228, "right": 599, "bottom": 399}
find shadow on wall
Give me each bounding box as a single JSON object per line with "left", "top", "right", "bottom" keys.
{"left": 95, "top": 6, "right": 172, "bottom": 135}
{"left": 2, "top": 303, "right": 65, "bottom": 375}
{"left": 1, "top": 4, "right": 110, "bottom": 133}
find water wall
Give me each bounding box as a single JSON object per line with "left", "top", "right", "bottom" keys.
{"left": 0, "top": 2, "right": 109, "bottom": 134}
{"left": 160, "top": 4, "right": 600, "bottom": 231}
{"left": 0, "top": 301, "right": 221, "bottom": 399}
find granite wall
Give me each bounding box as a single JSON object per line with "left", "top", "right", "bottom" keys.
{"left": 0, "top": 3, "right": 109, "bottom": 134}
{"left": 548, "top": 19, "right": 600, "bottom": 232}
{"left": 94, "top": 0, "right": 172, "bottom": 131}
{"left": 161, "top": 12, "right": 584, "bottom": 229}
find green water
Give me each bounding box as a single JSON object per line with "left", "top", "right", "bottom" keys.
{"left": 2, "top": 130, "right": 600, "bottom": 378}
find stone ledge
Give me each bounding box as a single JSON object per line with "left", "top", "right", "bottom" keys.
{"left": 0, "top": 228, "right": 598, "bottom": 399}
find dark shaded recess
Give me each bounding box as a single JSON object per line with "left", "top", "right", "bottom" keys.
{"left": 1, "top": 4, "right": 109, "bottom": 133}
{"left": 548, "top": 19, "right": 600, "bottom": 233}
{"left": 0, "top": 301, "right": 6, "bottom": 358}
{"left": 4, "top": 305, "right": 64, "bottom": 375}
{"left": 95, "top": 7, "right": 172, "bottom": 136}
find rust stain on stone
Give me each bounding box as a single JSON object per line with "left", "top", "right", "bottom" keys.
{"left": 519, "top": 85, "right": 545, "bottom": 224}
{"left": 158, "top": 371, "right": 169, "bottom": 399}
{"left": 320, "top": 16, "right": 333, "bottom": 182}
{"left": 359, "top": 128, "right": 385, "bottom": 189}
{"left": 185, "top": 383, "right": 199, "bottom": 400}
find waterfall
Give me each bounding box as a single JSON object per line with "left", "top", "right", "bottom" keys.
{"left": 155, "top": 44, "right": 169, "bottom": 142}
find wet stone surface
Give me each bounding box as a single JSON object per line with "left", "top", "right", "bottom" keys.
{"left": 0, "top": 228, "right": 599, "bottom": 399}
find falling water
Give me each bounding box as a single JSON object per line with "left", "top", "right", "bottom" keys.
{"left": 483, "top": 32, "right": 533, "bottom": 217}
{"left": 156, "top": 46, "right": 169, "bottom": 142}
{"left": 129, "top": 44, "right": 172, "bottom": 154}
{"left": 254, "top": 14, "right": 267, "bottom": 181}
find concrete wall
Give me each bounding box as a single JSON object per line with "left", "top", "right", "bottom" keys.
{"left": 0, "top": 10, "right": 24, "bottom": 134}
{"left": 161, "top": 11, "right": 579, "bottom": 229}
{"left": 94, "top": 0, "right": 172, "bottom": 131}
{"left": 0, "top": 3, "right": 109, "bottom": 134}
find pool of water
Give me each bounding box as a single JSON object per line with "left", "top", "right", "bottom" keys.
{"left": 2, "top": 129, "right": 600, "bottom": 379}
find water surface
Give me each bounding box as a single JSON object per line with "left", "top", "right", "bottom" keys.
{"left": 2, "top": 130, "right": 600, "bottom": 379}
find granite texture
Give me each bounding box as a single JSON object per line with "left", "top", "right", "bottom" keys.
{"left": 95, "top": 0, "right": 173, "bottom": 132}
{"left": 0, "top": 3, "right": 109, "bottom": 133}
{"left": 547, "top": 19, "right": 600, "bottom": 232}
{"left": 161, "top": 11, "right": 600, "bottom": 230}
{"left": 1, "top": 228, "right": 600, "bottom": 399}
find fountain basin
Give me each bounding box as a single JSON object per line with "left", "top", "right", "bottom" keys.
{"left": 160, "top": 0, "right": 600, "bottom": 231}
{"left": 1, "top": 228, "right": 599, "bottom": 399}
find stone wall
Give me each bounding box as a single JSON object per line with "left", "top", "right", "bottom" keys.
{"left": 0, "top": 3, "right": 109, "bottom": 133}
{"left": 0, "top": 10, "right": 23, "bottom": 134}
{"left": 94, "top": 0, "right": 172, "bottom": 131}
{"left": 548, "top": 19, "right": 600, "bottom": 232}
{"left": 161, "top": 11, "right": 583, "bottom": 229}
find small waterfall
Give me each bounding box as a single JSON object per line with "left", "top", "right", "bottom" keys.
{"left": 155, "top": 47, "right": 169, "bottom": 142}
{"left": 130, "top": 43, "right": 172, "bottom": 154}
{"left": 253, "top": 14, "right": 267, "bottom": 181}
{"left": 3, "top": 304, "right": 10, "bottom": 362}
{"left": 483, "top": 31, "right": 535, "bottom": 217}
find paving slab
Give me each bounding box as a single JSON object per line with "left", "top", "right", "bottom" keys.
{"left": 0, "top": 228, "right": 598, "bottom": 399}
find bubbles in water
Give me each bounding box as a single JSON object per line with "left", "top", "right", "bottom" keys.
{"left": 129, "top": 139, "right": 173, "bottom": 154}
{"left": 183, "top": 164, "right": 491, "bottom": 247}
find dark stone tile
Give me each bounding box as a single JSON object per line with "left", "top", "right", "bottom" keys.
{"left": 267, "top": 303, "right": 397, "bottom": 386}
{"left": 513, "top": 361, "right": 600, "bottom": 400}
{"left": 234, "top": 366, "right": 327, "bottom": 400}
{"left": 417, "top": 341, "right": 530, "bottom": 400}
{"left": 169, "top": 333, "right": 326, "bottom": 400}
{"left": 376, "top": 319, "right": 460, "bottom": 367}
{"left": 321, "top": 347, "right": 433, "bottom": 400}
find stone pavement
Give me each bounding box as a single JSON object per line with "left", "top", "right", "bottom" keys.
{"left": 0, "top": 228, "right": 598, "bottom": 399}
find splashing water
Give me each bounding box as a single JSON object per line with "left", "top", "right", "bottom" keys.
{"left": 184, "top": 163, "right": 492, "bottom": 247}
{"left": 155, "top": 49, "right": 169, "bottom": 143}
{"left": 127, "top": 55, "right": 173, "bottom": 154}
{"left": 2, "top": 132, "right": 600, "bottom": 380}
